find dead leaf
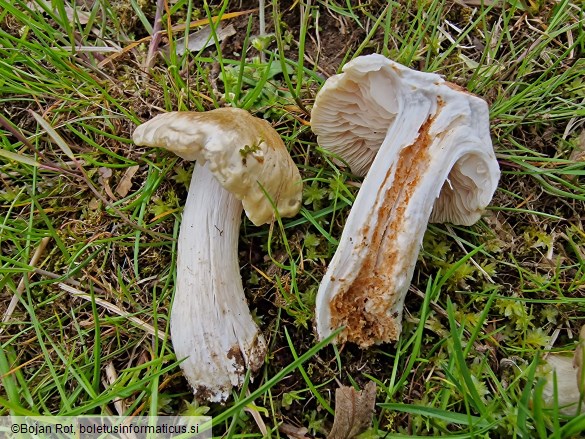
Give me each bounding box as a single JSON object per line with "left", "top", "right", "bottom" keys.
{"left": 328, "top": 381, "right": 377, "bottom": 439}
{"left": 98, "top": 167, "right": 112, "bottom": 179}
{"left": 98, "top": 167, "right": 116, "bottom": 200}
{"left": 115, "top": 165, "right": 139, "bottom": 197}
{"left": 88, "top": 198, "right": 100, "bottom": 210}
{"left": 164, "top": 23, "right": 237, "bottom": 56}
{"left": 569, "top": 130, "right": 585, "bottom": 162}
{"left": 279, "top": 423, "right": 311, "bottom": 439}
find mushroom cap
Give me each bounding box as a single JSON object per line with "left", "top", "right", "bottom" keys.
{"left": 539, "top": 354, "right": 585, "bottom": 415}
{"left": 311, "top": 54, "right": 500, "bottom": 226}
{"left": 133, "top": 108, "right": 303, "bottom": 226}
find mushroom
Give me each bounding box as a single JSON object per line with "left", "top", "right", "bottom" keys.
{"left": 133, "top": 108, "right": 303, "bottom": 401}
{"left": 537, "top": 326, "right": 585, "bottom": 415}
{"left": 311, "top": 54, "right": 500, "bottom": 347}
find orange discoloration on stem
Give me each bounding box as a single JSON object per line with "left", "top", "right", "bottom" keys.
{"left": 329, "top": 114, "right": 437, "bottom": 347}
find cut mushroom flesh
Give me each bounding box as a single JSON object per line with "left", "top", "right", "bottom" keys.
{"left": 312, "top": 55, "right": 500, "bottom": 347}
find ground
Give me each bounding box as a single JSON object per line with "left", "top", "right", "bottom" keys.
{"left": 0, "top": 0, "right": 584, "bottom": 437}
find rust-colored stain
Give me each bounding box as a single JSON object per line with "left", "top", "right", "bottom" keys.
{"left": 195, "top": 385, "right": 219, "bottom": 401}
{"left": 246, "top": 333, "right": 266, "bottom": 372}
{"left": 330, "top": 106, "right": 442, "bottom": 348}
{"left": 445, "top": 81, "right": 475, "bottom": 97}
{"left": 227, "top": 344, "right": 246, "bottom": 372}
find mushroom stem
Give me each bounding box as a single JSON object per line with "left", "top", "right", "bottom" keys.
{"left": 317, "top": 129, "right": 494, "bottom": 346}
{"left": 171, "top": 161, "right": 266, "bottom": 402}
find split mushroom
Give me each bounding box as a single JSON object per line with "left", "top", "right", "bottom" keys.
{"left": 133, "top": 108, "right": 302, "bottom": 401}
{"left": 311, "top": 54, "right": 500, "bottom": 347}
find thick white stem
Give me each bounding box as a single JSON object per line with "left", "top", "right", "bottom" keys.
{"left": 171, "top": 161, "right": 266, "bottom": 402}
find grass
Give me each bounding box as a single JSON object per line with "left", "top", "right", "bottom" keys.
{"left": 1, "top": 0, "right": 585, "bottom": 436}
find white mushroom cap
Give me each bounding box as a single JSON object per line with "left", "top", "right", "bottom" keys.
{"left": 539, "top": 355, "right": 584, "bottom": 415}
{"left": 133, "top": 107, "right": 302, "bottom": 225}
{"left": 537, "top": 326, "right": 585, "bottom": 415}
{"left": 311, "top": 55, "right": 500, "bottom": 346}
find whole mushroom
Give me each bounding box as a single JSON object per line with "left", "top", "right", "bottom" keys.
{"left": 133, "top": 108, "right": 303, "bottom": 402}
{"left": 311, "top": 54, "right": 500, "bottom": 347}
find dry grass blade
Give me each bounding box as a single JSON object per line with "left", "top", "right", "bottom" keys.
{"left": 103, "top": 362, "right": 127, "bottom": 416}
{"left": 58, "top": 283, "right": 165, "bottom": 341}
{"left": 245, "top": 401, "right": 268, "bottom": 436}
{"left": 1, "top": 237, "right": 51, "bottom": 328}
{"left": 0, "top": 148, "right": 40, "bottom": 167}
{"left": 30, "top": 110, "right": 76, "bottom": 161}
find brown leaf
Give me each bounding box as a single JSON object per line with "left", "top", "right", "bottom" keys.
{"left": 115, "top": 165, "right": 140, "bottom": 197}
{"left": 328, "top": 381, "right": 376, "bottom": 439}
{"left": 279, "top": 423, "right": 311, "bottom": 439}
{"left": 163, "top": 23, "right": 237, "bottom": 56}
{"left": 88, "top": 198, "right": 100, "bottom": 210}
{"left": 98, "top": 167, "right": 116, "bottom": 200}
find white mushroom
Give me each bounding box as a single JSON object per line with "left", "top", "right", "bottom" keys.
{"left": 133, "top": 108, "right": 302, "bottom": 401}
{"left": 538, "top": 326, "right": 585, "bottom": 415}
{"left": 311, "top": 54, "right": 500, "bottom": 347}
